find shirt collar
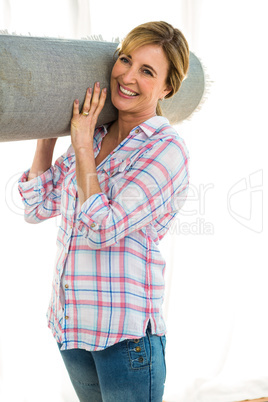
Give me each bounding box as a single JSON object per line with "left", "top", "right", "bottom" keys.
{"left": 137, "top": 116, "right": 170, "bottom": 137}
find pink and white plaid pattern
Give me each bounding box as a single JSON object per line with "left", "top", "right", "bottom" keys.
{"left": 18, "top": 116, "right": 189, "bottom": 351}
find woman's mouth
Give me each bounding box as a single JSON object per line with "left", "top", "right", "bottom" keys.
{"left": 118, "top": 84, "right": 138, "bottom": 98}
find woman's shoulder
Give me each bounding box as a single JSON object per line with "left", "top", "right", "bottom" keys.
{"left": 140, "top": 116, "right": 188, "bottom": 156}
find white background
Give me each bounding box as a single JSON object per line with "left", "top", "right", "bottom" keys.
{"left": 0, "top": 0, "right": 268, "bottom": 401}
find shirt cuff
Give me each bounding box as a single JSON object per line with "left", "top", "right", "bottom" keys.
{"left": 77, "top": 193, "right": 109, "bottom": 235}
{"left": 18, "top": 167, "right": 54, "bottom": 205}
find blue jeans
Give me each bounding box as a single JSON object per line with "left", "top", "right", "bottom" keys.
{"left": 57, "top": 323, "right": 166, "bottom": 402}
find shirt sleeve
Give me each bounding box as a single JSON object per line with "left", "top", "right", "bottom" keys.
{"left": 76, "top": 136, "right": 189, "bottom": 249}
{"left": 18, "top": 146, "right": 72, "bottom": 223}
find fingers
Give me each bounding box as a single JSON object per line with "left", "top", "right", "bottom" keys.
{"left": 82, "top": 87, "right": 92, "bottom": 113}
{"left": 94, "top": 87, "right": 107, "bottom": 118}
{"left": 90, "top": 82, "right": 100, "bottom": 111}
{"left": 83, "top": 82, "right": 107, "bottom": 117}
{"left": 73, "top": 83, "right": 107, "bottom": 120}
{"left": 73, "top": 98, "right": 80, "bottom": 117}
{"left": 88, "top": 82, "right": 102, "bottom": 115}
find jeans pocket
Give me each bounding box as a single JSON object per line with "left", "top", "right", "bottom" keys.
{"left": 126, "top": 338, "right": 150, "bottom": 370}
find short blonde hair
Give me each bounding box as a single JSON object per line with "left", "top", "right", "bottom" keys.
{"left": 117, "top": 21, "right": 190, "bottom": 115}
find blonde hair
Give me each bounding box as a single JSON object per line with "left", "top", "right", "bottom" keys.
{"left": 117, "top": 21, "right": 190, "bottom": 116}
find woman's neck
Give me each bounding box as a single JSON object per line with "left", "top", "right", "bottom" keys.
{"left": 112, "top": 110, "right": 157, "bottom": 144}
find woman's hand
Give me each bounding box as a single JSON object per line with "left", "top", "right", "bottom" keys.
{"left": 71, "top": 82, "right": 107, "bottom": 153}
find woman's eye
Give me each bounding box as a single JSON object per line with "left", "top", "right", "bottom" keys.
{"left": 119, "top": 56, "right": 129, "bottom": 64}
{"left": 143, "top": 69, "right": 153, "bottom": 76}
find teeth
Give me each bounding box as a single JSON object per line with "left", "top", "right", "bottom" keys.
{"left": 120, "top": 85, "right": 137, "bottom": 96}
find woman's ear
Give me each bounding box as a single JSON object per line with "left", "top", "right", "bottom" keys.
{"left": 160, "top": 86, "right": 172, "bottom": 100}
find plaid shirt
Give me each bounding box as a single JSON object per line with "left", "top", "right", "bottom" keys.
{"left": 18, "top": 116, "right": 189, "bottom": 351}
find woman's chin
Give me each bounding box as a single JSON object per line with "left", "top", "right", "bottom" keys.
{"left": 111, "top": 96, "right": 136, "bottom": 113}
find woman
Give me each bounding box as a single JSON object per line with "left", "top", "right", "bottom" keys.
{"left": 18, "top": 21, "right": 189, "bottom": 402}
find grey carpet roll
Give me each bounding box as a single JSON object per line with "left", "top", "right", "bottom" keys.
{"left": 0, "top": 35, "right": 205, "bottom": 142}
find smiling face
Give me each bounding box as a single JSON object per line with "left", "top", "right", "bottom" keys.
{"left": 110, "top": 44, "right": 171, "bottom": 120}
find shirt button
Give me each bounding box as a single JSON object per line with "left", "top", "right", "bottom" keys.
{"left": 65, "top": 284, "right": 69, "bottom": 289}
{"left": 65, "top": 315, "right": 69, "bottom": 320}
{"left": 90, "top": 223, "right": 96, "bottom": 228}
{"left": 135, "top": 129, "right": 139, "bottom": 133}
{"left": 135, "top": 346, "right": 141, "bottom": 353}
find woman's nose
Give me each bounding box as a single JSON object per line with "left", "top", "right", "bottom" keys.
{"left": 121, "top": 66, "right": 137, "bottom": 84}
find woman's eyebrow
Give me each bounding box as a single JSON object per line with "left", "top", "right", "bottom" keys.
{"left": 143, "top": 64, "right": 157, "bottom": 75}
{"left": 126, "top": 55, "right": 157, "bottom": 75}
